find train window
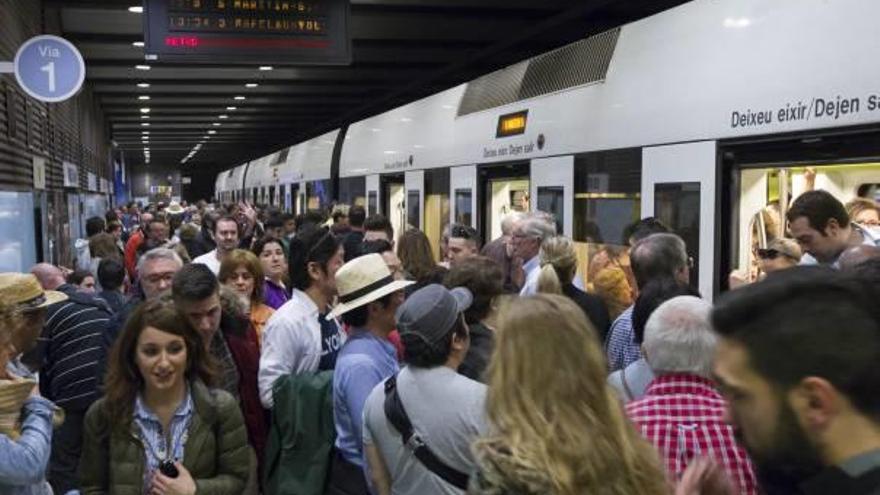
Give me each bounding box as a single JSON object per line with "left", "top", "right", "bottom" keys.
{"left": 536, "top": 186, "right": 563, "bottom": 235}
{"left": 572, "top": 149, "right": 641, "bottom": 313}
{"left": 654, "top": 182, "right": 701, "bottom": 289}
{"left": 338, "top": 177, "right": 366, "bottom": 206}
{"left": 454, "top": 189, "right": 473, "bottom": 227}
{"left": 368, "top": 191, "right": 378, "bottom": 216}
{"left": 407, "top": 190, "right": 420, "bottom": 229}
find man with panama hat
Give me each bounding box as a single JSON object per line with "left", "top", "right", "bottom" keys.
{"left": 325, "top": 253, "right": 413, "bottom": 495}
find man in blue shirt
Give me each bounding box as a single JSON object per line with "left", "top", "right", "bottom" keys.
{"left": 325, "top": 253, "right": 413, "bottom": 495}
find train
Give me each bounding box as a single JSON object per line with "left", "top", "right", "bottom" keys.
{"left": 215, "top": 0, "right": 880, "bottom": 299}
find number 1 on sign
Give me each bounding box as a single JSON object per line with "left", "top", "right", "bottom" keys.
{"left": 40, "top": 61, "right": 55, "bottom": 92}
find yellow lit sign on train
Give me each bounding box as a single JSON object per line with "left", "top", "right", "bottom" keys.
{"left": 496, "top": 110, "right": 528, "bottom": 138}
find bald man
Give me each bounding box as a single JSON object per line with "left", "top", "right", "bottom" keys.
{"left": 27, "top": 263, "right": 112, "bottom": 494}
{"left": 31, "top": 263, "right": 66, "bottom": 291}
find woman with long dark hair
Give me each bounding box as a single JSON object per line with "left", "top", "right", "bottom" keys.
{"left": 79, "top": 297, "right": 250, "bottom": 494}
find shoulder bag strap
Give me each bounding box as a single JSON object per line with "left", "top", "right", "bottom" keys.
{"left": 383, "top": 374, "right": 469, "bottom": 490}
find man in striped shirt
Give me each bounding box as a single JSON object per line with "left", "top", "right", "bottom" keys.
{"left": 28, "top": 263, "right": 112, "bottom": 495}
{"left": 626, "top": 295, "right": 757, "bottom": 494}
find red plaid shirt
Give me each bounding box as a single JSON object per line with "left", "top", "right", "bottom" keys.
{"left": 626, "top": 374, "right": 758, "bottom": 495}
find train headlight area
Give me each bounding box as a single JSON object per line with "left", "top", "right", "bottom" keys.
{"left": 0, "top": 0, "right": 878, "bottom": 300}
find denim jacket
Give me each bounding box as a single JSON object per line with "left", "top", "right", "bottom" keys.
{"left": 0, "top": 396, "right": 55, "bottom": 495}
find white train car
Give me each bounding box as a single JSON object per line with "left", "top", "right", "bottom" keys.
{"left": 218, "top": 129, "right": 341, "bottom": 213}
{"left": 214, "top": 162, "right": 249, "bottom": 203}
{"left": 337, "top": 0, "right": 880, "bottom": 298}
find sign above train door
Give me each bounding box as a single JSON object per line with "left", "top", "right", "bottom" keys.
{"left": 143, "top": 0, "right": 352, "bottom": 65}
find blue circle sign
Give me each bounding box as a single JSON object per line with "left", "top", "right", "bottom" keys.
{"left": 14, "top": 35, "right": 85, "bottom": 103}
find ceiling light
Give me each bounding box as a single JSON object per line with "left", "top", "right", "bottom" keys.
{"left": 141, "top": 122, "right": 150, "bottom": 126}
{"left": 141, "top": 131, "right": 149, "bottom": 134}
{"left": 141, "top": 115, "right": 150, "bottom": 119}
{"left": 218, "top": 115, "right": 228, "bottom": 119}
{"left": 135, "top": 64, "right": 151, "bottom": 70}
{"left": 233, "top": 96, "right": 245, "bottom": 100}
{"left": 212, "top": 122, "right": 221, "bottom": 126}
{"left": 137, "top": 82, "right": 150, "bottom": 88}
{"left": 139, "top": 107, "right": 150, "bottom": 113}
{"left": 138, "top": 95, "right": 150, "bottom": 100}
{"left": 132, "top": 41, "right": 145, "bottom": 48}
{"left": 128, "top": 6, "right": 143, "bottom": 13}
{"left": 226, "top": 106, "right": 237, "bottom": 110}
{"left": 208, "top": 130, "right": 217, "bottom": 135}
{"left": 258, "top": 66, "right": 273, "bottom": 71}
{"left": 245, "top": 83, "right": 258, "bottom": 88}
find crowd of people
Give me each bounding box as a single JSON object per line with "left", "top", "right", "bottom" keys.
{"left": 0, "top": 188, "right": 877, "bottom": 495}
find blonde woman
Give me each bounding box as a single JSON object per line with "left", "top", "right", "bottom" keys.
{"left": 470, "top": 295, "right": 669, "bottom": 495}
{"left": 536, "top": 236, "right": 610, "bottom": 341}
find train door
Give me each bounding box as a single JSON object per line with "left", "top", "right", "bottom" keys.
{"left": 530, "top": 156, "right": 573, "bottom": 237}
{"left": 478, "top": 161, "right": 529, "bottom": 245}
{"left": 296, "top": 182, "right": 306, "bottom": 214}
{"left": 642, "top": 141, "right": 717, "bottom": 300}
{"left": 721, "top": 129, "right": 880, "bottom": 292}
{"left": 450, "top": 165, "right": 476, "bottom": 230}
{"left": 424, "top": 168, "right": 450, "bottom": 262}
{"left": 381, "top": 173, "right": 405, "bottom": 242}
{"left": 404, "top": 170, "right": 424, "bottom": 231}
{"left": 366, "top": 175, "right": 380, "bottom": 216}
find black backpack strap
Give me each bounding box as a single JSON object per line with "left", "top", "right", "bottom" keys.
{"left": 383, "top": 374, "right": 469, "bottom": 490}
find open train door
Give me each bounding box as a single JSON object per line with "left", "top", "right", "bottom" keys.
{"left": 641, "top": 141, "right": 718, "bottom": 300}
{"left": 450, "top": 165, "right": 476, "bottom": 229}
{"left": 530, "top": 156, "right": 573, "bottom": 237}
{"left": 404, "top": 170, "right": 424, "bottom": 232}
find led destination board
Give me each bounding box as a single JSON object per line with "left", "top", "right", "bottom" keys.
{"left": 144, "top": 0, "right": 351, "bottom": 64}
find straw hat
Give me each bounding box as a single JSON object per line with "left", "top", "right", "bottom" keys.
{"left": 0, "top": 273, "right": 67, "bottom": 311}
{"left": 0, "top": 376, "right": 64, "bottom": 439}
{"left": 327, "top": 253, "right": 413, "bottom": 319}
{"left": 166, "top": 201, "right": 185, "bottom": 215}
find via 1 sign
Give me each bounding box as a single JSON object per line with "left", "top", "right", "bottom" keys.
{"left": 14, "top": 35, "right": 85, "bottom": 103}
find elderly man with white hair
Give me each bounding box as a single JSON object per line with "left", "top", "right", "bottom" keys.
{"left": 509, "top": 212, "right": 556, "bottom": 296}
{"left": 625, "top": 296, "right": 758, "bottom": 495}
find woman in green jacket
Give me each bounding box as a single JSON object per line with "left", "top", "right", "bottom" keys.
{"left": 79, "top": 297, "right": 250, "bottom": 495}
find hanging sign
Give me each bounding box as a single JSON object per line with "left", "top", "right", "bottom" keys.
{"left": 13, "top": 35, "right": 86, "bottom": 103}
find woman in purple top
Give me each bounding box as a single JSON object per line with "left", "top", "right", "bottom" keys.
{"left": 252, "top": 236, "right": 290, "bottom": 310}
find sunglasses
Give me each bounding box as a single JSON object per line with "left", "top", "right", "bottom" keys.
{"left": 757, "top": 249, "right": 787, "bottom": 260}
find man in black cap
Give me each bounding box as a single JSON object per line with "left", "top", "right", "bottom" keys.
{"left": 362, "top": 284, "right": 488, "bottom": 495}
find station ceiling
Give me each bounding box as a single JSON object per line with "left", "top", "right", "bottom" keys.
{"left": 52, "top": 0, "right": 688, "bottom": 175}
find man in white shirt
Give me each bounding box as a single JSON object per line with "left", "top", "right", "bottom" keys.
{"left": 258, "top": 225, "right": 347, "bottom": 408}
{"left": 192, "top": 215, "right": 240, "bottom": 275}
{"left": 510, "top": 212, "right": 555, "bottom": 296}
